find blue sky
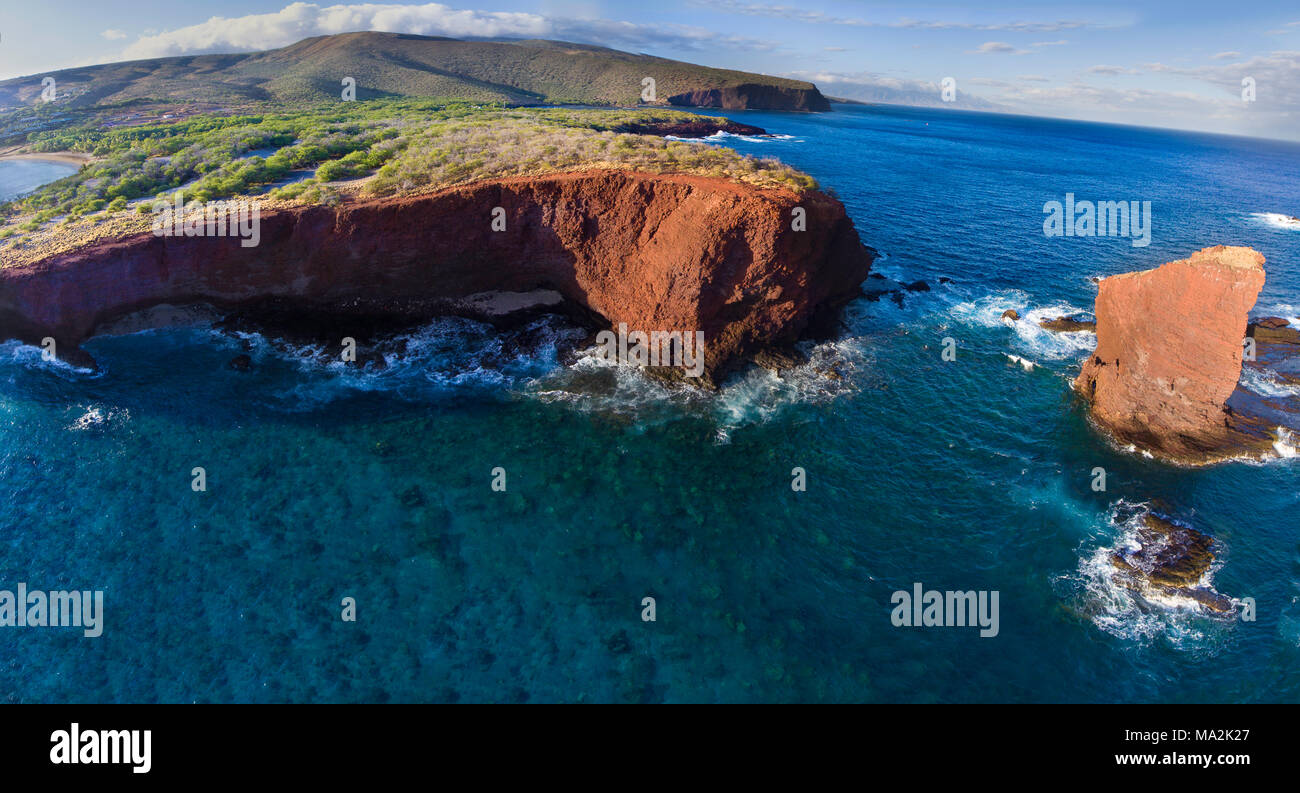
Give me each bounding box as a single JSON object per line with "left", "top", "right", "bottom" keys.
{"left": 1, "top": 1, "right": 1298, "bottom": 139}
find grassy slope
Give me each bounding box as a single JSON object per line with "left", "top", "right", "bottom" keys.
{"left": 0, "top": 100, "right": 817, "bottom": 265}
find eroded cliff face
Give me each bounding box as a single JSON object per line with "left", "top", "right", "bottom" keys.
{"left": 667, "top": 84, "right": 832, "bottom": 112}
{"left": 1074, "top": 245, "right": 1267, "bottom": 462}
{"left": 0, "top": 170, "right": 872, "bottom": 383}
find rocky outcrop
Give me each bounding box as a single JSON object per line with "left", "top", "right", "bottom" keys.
{"left": 1247, "top": 316, "right": 1300, "bottom": 347}
{"left": 1074, "top": 246, "right": 1268, "bottom": 462}
{"left": 615, "top": 119, "right": 767, "bottom": 138}
{"left": 0, "top": 170, "right": 872, "bottom": 384}
{"left": 1110, "top": 512, "right": 1233, "bottom": 614}
{"left": 1040, "top": 315, "right": 1095, "bottom": 332}
{"left": 667, "top": 84, "right": 831, "bottom": 112}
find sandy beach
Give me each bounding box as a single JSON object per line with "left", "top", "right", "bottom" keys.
{"left": 0, "top": 147, "right": 94, "bottom": 165}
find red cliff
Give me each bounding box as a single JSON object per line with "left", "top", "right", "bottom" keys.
{"left": 1074, "top": 245, "right": 1267, "bottom": 462}
{"left": 0, "top": 170, "right": 872, "bottom": 383}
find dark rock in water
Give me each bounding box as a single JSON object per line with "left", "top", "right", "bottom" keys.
{"left": 1040, "top": 315, "right": 1096, "bottom": 332}
{"left": 1109, "top": 513, "right": 1234, "bottom": 614}
{"left": 751, "top": 346, "right": 807, "bottom": 373}
{"left": 904, "top": 280, "right": 930, "bottom": 292}
{"left": 227, "top": 353, "right": 252, "bottom": 371}
{"left": 868, "top": 272, "right": 887, "bottom": 280}
{"left": 400, "top": 485, "right": 425, "bottom": 508}
{"left": 604, "top": 629, "right": 631, "bottom": 655}
{"left": 864, "top": 288, "right": 901, "bottom": 304}
{"left": 1001, "top": 309, "right": 1020, "bottom": 322}
{"left": 938, "top": 277, "right": 952, "bottom": 284}
{"left": 58, "top": 345, "right": 100, "bottom": 372}
{"left": 350, "top": 349, "right": 389, "bottom": 370}
{"left": 1248, "top": 317, "right": 1300, "bottom": 346}
{"left": 1254, "top": 316, "right": 1290, "bottom": 330}
{"left": 614, "top": 119, "right": 768, "bottom": 138}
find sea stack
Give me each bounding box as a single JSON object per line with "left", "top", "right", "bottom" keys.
{"left": 1074, "top": 245, "right": 1266, "bottom": 462}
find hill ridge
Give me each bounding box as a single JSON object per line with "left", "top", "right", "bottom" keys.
{"left": 0, "top": 31, "right": 830, "bottom": 112}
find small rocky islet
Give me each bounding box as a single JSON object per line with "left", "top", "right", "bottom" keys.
{"left": 1108, "top": 512, "right": 1234, "bottom": 615}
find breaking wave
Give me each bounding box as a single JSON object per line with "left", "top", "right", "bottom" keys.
{"left": 1250, "top": 212, "right": 1300, "bottom": 231}
{"left": 1058, "top": 500, "right": 1237, "bottom": 648}
{"left": 947, "top": 291, "right": 1097, "bottom": 361}
{"left": 669, "top": 131, "right": 801, "bottom": 144}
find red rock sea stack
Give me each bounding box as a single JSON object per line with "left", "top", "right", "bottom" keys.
{"left": 1074, "top": 245, "right": 1269, "bottom": 463}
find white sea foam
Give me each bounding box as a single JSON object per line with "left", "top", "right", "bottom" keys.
{"left": 1240, "top": 365, "right": 1300, "bottom": 399}
{"left": 668, "top": 131, "right": 800, "bottom": 144}
{"left": 67, "top": 405, "right": 128, "bottom": 431}
{"left": 528, "top": 333, "right": 869, "bottom": 432}
{"left": 1250, "top": 211, "right": 1300, "bottom": 231}
{"left": 1273, "top": 427, "right": 1298, "bottom": 458}
{"left": 1004, "top": 353, "right": 1035, "bottom": 371}
{"left": 948, "top": 292, "right": 1097, "bottom": 361}
{"left": 0, "top": 339, "right": 96, "bottom": 376}
{"left": 217, "top": 316, "right": 586, "bottom": 410}
{"left": 210, "top": 311, "right": 867, "bottom": 425}
{"left": 713, "top": 337, "right": 866, "bottom": 429}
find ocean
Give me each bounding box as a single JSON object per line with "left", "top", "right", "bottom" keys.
{"left": 0, "top": 159, "right": 79, "bottom": 202}
{"left": 2, "top": 104, "right": 1298, "bottom": 703}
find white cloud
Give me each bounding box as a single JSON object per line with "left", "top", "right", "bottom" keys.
{"left": 1031, "top": 40, "right": 1068, "bottom": 47}
{"left": 690, "top": 1, "right": 1104, "bottom": 33}
{"left": 1088, "top": 65, "right": 1140, "bottom": 75}
{"left": 118, "top": 2, "right": 778, "bottom": 60}
{"left": 101, "top": 29, "right": 128, "bottom": 40}
{"left": 971, "top": 42, "right": 1029, "bottom": 55}
{"left": 1211, "top": 51, "right": 1240, "bottom": 60}
{"left": 1151, "top": 50, "right": 1300, "bottom": 107}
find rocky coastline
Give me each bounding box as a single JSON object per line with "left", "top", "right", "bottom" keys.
{"left": 0, "top": 169, "right": 873, "bottom": 385}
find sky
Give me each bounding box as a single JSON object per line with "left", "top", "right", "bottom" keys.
{"left": 1, "top": 1, "right": 1298, "bottom": 139}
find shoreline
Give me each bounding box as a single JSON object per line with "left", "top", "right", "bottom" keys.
{"left": 0, "top": 148, "right": 94, "bottom": 165}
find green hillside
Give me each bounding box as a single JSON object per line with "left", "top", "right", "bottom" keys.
{"left": 0, "top": 32, "right": 828, "bottom": 111}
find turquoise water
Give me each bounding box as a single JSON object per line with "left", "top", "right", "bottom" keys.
{"left": 3, "top": 105, "right": 1299, "bottom": 702}
{"left": 0, "top": 159, "right": 79, "bottom": 202}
